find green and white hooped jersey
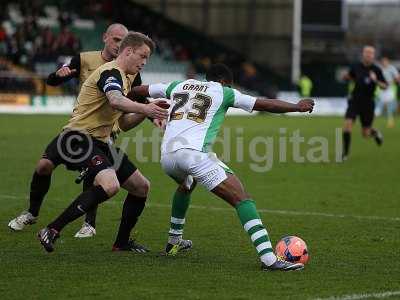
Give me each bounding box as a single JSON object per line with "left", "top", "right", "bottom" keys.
{"left": 149, "top": 79, "right": 256, "bottom": 154}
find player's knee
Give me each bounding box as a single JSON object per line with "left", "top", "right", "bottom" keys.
{"left": 343, "top": 124, "right": 352, "bottom": 132}
{"left": 136, "top": 177, "right": 150, "bottom": 198}
{"left": 343, "top": 119, "right": 353, "bottom": 131}
{"left": 102, "top": 180, "right": 120, "bottom": 197}
{"left": 343, "top": 128, "right": 352, "bottom": 133}
{"left": 94, "top": 169, "right": 120, "bottom": 197}
{"left": 36, "top": 159, "right": 54, "bottom": 176}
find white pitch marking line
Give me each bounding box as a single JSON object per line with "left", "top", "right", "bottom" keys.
{"left": 312, "top": 290, "right": 400, "bottom": 300}
{"left": 1, "top": 194, "right": 399, "bottom": 222}
{"left": 0, "top": 194, "right": 22, "bottom": 199}
{"left": 147, "top": 203, "right": 400, "bottom": 222}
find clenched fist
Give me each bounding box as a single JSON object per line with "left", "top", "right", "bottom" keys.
{"left": 297, "top": 99, "right": 315, "bottom": 113}
{"left": 56, "top": 66, "right": 77, "bottom": 78}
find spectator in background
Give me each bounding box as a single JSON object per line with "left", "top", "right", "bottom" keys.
{"left": 174, "top": 44, "right": 190, "bottom": 61}
{"left": 2, "top": 0, "right": 276, "bottom": 98}
{"left": 58, "top": 11, "right": 72, "bottom": 28}
{"left": 19, "top": 0, "right": 43, "bottom": 20}
{"left": 34, "top": 27, "right": 56, "bottom": 61}
{"left": 1, "top": 2, "right": 82, "bottom": 68}
{"left": 239, "top": 62, "right": 264, "bottom": 92}
{"left": 52, "top": 26, "right": 81, "bottom": 56}
{"left": 0, "top": 1, "right": 84, "bottom": 93}
{"left": 377, "top": 56, "right": 400, "bottom": 128}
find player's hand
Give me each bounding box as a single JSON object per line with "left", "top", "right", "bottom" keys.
{"left": 152, "top": 98, "right": 170, "bottom": 109}
{"left": 369, "top": 71, "right": 377, "bottom": 82}
{"left": 143, "top": 102, "right": 169, "bottom": 119}
{"left": 56, "top": 66, "right": 77, "bottom": 78}
{"left": 297, "top": 99, "right": 315, "bottom": 113}
{"left": 153, "top": 118, "right": 167, "bottom": 131}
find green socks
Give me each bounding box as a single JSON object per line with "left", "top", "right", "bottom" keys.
{"left": 168, "top": 189, "right": 191, "bottom": 244}
{"left": 236, "top": 199, "right": 277, "bottom": 265}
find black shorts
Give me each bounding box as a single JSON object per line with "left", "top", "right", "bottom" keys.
{"left": 344, "top": 99, "right": 375, "bottom": 128}
{"left": 42, "top": 130, "right": 137, "bottom": 185}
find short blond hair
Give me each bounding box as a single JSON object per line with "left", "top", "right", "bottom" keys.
{"left": 119, "top": 31, "right": 155, "bottom": 54}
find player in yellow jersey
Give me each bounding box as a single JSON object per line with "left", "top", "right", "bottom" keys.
{"left": 9, "top": 25, "right": 159, "bottom": 244}
{"left": 28, "top": 32, "right": 167, "bottom": 252}
{"left": 36, "top": 32, "right": 168, "bottom": 252}
{"left": 50, "top": 24, "right": 132, "bottom": 238}
{"left": 46, "top": 23, "right": 129, "bottom": 90}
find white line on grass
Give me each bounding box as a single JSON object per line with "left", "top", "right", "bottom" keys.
{"left": 1, "top": 193, "right": 399, "bottom": 222}
{"left": 312, "top": 290, "right": 400, "bottom": 300}
{"left": 146, "top": 203, "right": 400, "bottom": 222}
{"left": 0, "top": 194, "right": 21, "bottom": 199}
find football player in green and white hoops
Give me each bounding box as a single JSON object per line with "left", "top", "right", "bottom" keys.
{"left": 132, "top": 64, "right": 314, "bottom": 271}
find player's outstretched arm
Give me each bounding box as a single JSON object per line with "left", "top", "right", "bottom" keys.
{"left": 47, "top": 66, "right": 78, "bottom": 86}
{"left": 253, "top": 98, "right": 315, "bottom": 113}
{"left": 46, "top": 55, "right": 80, "bottom": 86}
{"left": 118, "top": 113, "right": 147, "bottom": 132}
{"left": 106, "top": 90, "right": 168, "bottom": 119}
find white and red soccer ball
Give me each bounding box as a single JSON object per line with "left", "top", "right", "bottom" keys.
{"left": 275, "top": 236, "right": 309, "bottom": 265}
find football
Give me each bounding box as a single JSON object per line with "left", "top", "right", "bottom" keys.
{"left": 275, "top": 236, "right": 309, "bottom": 264}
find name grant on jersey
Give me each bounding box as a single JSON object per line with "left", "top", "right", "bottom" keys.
{"left": 182, "top": 84, "right": 209, "bottom": 93}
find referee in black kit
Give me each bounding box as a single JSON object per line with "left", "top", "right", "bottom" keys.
{"left": 342, "top": 45, "right": 388, "bottom": 160}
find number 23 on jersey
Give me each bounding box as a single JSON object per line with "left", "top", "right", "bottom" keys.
{"left": 170, "top": 92, "right": 212, "bottom": 123}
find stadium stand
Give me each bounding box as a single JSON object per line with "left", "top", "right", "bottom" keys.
{"left": 0, "top": 0, "right": 288, "bottom": 98}
{"left": 115, "top": 1, "right": 287, "bottom": 96}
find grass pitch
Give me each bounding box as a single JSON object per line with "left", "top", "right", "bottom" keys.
{"left": 0, "top": 114, "right": 399, "bottom": 300}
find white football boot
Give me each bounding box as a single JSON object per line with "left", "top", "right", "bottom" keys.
{"left": 8, "top": 211, "right": 37, "bottom": 231}
{"left": 74, "top": 222, "right": 96, "bottom": 238}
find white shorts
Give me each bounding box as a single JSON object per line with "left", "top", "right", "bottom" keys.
{"left": 161, "top": 149, "right": 231, "bottom": 191}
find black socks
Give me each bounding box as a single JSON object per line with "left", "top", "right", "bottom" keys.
{"left": 113, "top": 194, "right": 146, "bottom": 247}
{"left": 84, "top": 206, "right": 98, "bottom": 228}
{"left": 48, "top": 186, "right": 109, "bottom": 232}
{"left": 343, "top": 131, "right": 351, "bottom": 156}
{"left": 28, "top": 171, "right": 51, "bottom": 217}
{"left": 82, "top": 180, "right": 98, "bottom": 228}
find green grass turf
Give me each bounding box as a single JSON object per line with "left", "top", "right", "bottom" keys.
{"left": 0, "top": 114, "right": 399, "bottom": 300}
